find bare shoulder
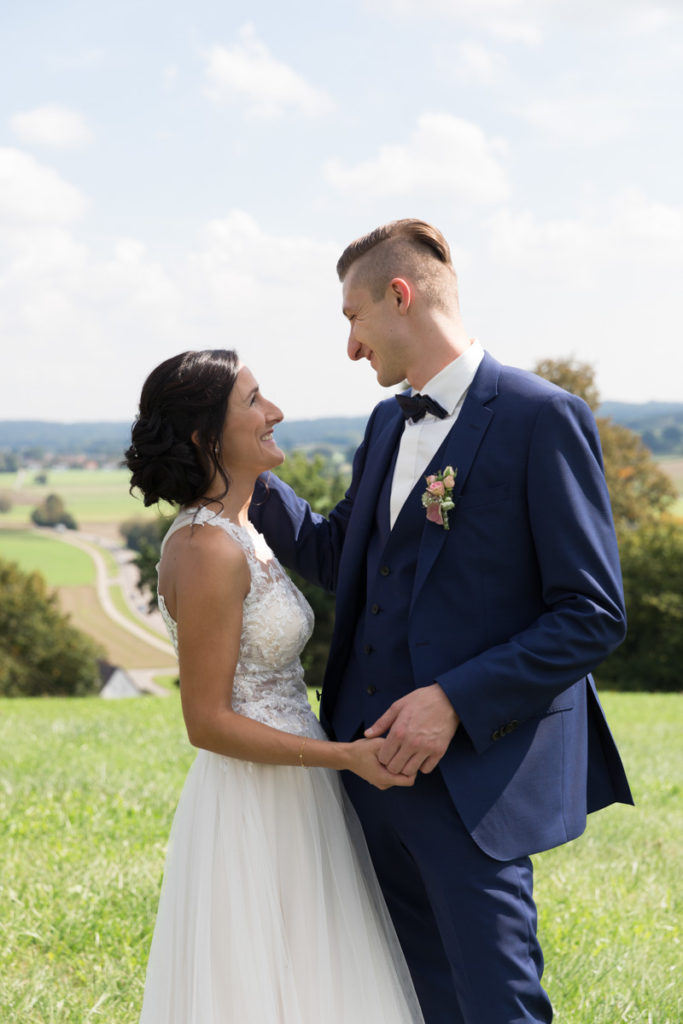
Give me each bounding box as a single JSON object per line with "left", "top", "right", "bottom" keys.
{"left": 161, "top": 521, "right": 250, "bottom": 604}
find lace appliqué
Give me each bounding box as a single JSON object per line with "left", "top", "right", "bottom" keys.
{"left": 158, "top": 507, "right": 320, "bottom": 740}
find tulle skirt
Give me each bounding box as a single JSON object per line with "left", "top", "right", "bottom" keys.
{"left": 139, "top": 748, "right": 424, "bottom": 1023}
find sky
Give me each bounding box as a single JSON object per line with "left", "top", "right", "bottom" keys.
{"left": 1, "top": 0, "right": 681, "bottom": 423}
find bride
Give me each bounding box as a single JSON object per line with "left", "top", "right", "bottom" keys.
{"left": 125, "top": 349, "right": 424, "bottom": 1023}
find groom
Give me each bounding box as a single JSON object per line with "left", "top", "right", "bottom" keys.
{"left": 250, "top": 219, "right": 632, "bottom": 1023}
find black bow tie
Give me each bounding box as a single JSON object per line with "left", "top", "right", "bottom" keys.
{"left": 395, "top": 392, "right": 448, "bottom": 422}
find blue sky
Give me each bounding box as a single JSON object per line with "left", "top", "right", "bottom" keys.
{"left": 1, "top": 0, "right": 681, "bottom": 421}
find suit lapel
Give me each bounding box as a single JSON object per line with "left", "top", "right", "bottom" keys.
{"left": 411, "top": 353, "right": 500, "bottom": 609}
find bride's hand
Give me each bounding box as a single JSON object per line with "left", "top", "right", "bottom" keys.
{"left": 348, "top": 738, "right": 417, "bottom": 790}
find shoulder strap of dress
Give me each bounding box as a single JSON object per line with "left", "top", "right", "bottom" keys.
{"left": 159, "top": 507, "right": 255, "bottom": 560}
{"left": 159, "top": 509, "right": 194, "bottom": 558}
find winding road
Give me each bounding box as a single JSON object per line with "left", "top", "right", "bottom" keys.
{"left": 50, "top": 527, "right": 176, "bottom": 695}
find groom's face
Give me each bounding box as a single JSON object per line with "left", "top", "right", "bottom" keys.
{"left": 342, "top": 274, "right": 408, "bottom": 387}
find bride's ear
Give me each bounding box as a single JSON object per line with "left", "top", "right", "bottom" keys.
{"left": 191, "top": 430, "right": 200, "bottom": 447}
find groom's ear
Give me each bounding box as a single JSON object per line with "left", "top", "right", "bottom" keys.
{"left": 389, "top": 277, "right": 412, "bottom": 314}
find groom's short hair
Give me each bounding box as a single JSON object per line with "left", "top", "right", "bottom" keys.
{"left": 336, "top": 219, "right": 459, "bottom": 311}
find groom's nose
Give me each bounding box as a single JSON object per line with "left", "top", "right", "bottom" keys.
{"left": 347, "top": 333, "right": 363, "bottom": 361}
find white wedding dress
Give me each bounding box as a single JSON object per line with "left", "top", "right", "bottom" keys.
{"left": 139, "top": 506, "right": 424, "bottom": 1024}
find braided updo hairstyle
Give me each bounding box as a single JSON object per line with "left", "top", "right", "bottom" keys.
{"left": 124, "top": 349, "right": 240, "bottom": 508}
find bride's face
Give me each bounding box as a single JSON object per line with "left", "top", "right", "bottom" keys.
{"left": 219, "top": 365, "right": 284, "bottom": 477}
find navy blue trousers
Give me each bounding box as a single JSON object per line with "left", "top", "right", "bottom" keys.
{"left": 343, "top": 768, "right": 553, "bottom": 1024}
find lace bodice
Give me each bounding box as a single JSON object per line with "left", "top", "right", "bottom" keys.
{"left": 158, "top": 506, "right": 320, "bottom": 737}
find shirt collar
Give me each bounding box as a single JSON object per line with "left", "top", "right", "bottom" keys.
{"left": 411, "top": 339, "right": 484, "bottom": 417}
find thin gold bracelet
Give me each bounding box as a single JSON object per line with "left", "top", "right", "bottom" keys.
{"left": 298, "top": 737, "right": 309, "bottom": 768}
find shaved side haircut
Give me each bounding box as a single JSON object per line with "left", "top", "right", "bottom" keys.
{"left": 336, "top": 218, "right": 459, "bottom": 312}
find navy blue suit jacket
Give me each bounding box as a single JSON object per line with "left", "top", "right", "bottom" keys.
{"left": 250, "top": 353, "right": 633, "bottom": 860}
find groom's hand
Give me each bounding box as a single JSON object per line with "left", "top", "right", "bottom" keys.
{"left": 364, "top": 684, "right": 460, "bottom": 776}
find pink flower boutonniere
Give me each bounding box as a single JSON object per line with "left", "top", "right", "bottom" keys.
{"left": 421, "top": 466, "right": 458, "bottom": 530}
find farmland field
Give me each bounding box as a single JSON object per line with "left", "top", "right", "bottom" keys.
{"left": 0, "top": 522, "right": 176, "bottom": 671}
{"left": 0, "top": 692, "right": 680, "bottom": 1023}
{"left": 57, "top": 585, "right": 176, "bottom": 668}
{"left": 0, "top": 468, "right": 174, "bottom": 531}
{"left": 0, "top": 529, "right": 95, "bottom": 586}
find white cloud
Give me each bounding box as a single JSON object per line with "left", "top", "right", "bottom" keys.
{"left": 0, "top": 148, "right": 88, "bottom": 224}
{"left": 0, "top": 192, "right": 386, "bottom": 421}
{"left": 475, "top": 192, "right": 683, "bottom": 401}
{"left": 623, "top": 5, "right": 681, "bottom": 34}
{"left": 366, "top": 0, "right": 680, "bottom": 41}
{"left": 10, "top": 104, "right": 92, "bottom": 147}
{"left": 364, "top": 0, "right": 541, "bottom": 43}
{"left": 521, "top": 95, "right": 635, "bottom": 145}
{"left": 181, "top": 212, "right": 388, "bottom": 417}
{"left": 452, "top": 41, "right": 503, "bottom": 84}
{"left": 204, "top": 24, "right": 333, "bottom": 118}
{"left": 325, "top": 113, "right": 509, "bottom": 205}
{"left": 486, "top": 190, "right": 683, "bottom": 285}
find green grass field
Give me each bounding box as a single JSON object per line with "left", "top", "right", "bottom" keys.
{"left": 0, "top": 529, "right": 96, "bottom": 586}
{"left": 1, "top": 469, "right": 174, "bottom": 527}
{"left": 0, "top": 692, "right": 679, "bottom": 1023}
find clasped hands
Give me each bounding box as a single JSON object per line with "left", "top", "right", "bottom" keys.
{"left": 364, "top": 683, "right": 460, "bottom": 788}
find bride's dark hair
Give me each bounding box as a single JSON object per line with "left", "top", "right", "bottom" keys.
{"left": 124, "top": 349, "right": 240, "bottom": 507}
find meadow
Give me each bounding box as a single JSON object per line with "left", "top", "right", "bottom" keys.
{"left": 0, "top": 530, "right": 95, "bottom": 587}
{"left": 0, "top": 692, "right": 680, "bottom": 1023}
{"left": 0, "top": 469, "right": 173, "bottom": 535}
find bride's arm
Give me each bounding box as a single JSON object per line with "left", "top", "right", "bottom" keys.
{"left": 167, "top": 526, "right": 413, "bottom": 790}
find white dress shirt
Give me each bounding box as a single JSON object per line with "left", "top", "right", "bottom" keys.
{"left": 389, "top": 340, "right": 484, "bottom": 529}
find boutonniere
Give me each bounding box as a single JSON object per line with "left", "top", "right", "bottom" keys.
{"left": 421, "top": 466, "right": 457, "bottom": 530}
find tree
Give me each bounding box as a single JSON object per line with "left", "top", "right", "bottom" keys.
{"left": 0, "top": 557, "right": 102, "bottom": 696}
{"left": 0, "top": 451, "right": 19, "bottom": 473}
{"left": 533, "top": 357, "right": 682, "bottom": 691}
{"left": 274, "top": 453, "right": 349, "bottom": 689}
{"left": 120, "top": 517, "right": 173, "bottom": 553}
{"left": 533, "top": 357, "right": 601, "bottom": 412}
{"left": 122, "top": 516, "right": 176, "bottom": 611}
{"left": 598, "top": 419, "right": 676, "bottom": 530}
{"left": 532, "top": 358, "right": 676, "bottom": 532}
{"left": 126, "top": 517, "right": 175, "bottom": 611}
{"left": 0, "top": 491, "right": 11, "bottom": 514}
{"left": 597, "top": 522, "right": 683, "bottom": 691}
{"left": 31, "top": 493, "right": 77, "bottom": 530}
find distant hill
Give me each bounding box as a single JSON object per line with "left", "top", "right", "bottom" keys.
{"left": 1, "top": 403, "right": 682, "bottom": 458}
{"left": 0, "top": 421, "right": 132, "bottom": 456}
{"left": 598, "top": 401, "right": 683, "bottom": 456}
{"left": 0, "top": 417, "right": 368, "bottom": 459}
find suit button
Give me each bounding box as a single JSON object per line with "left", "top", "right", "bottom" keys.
{"left": 367, "top": 685, "right": 377, "bottom": 695}
{"left": 370, "top": 603, "right": 380, "bottom": 615}
{"left": 509, "top": 720, "right": 519, "bottom": 731}
{"left": 363, "top": 644, "right": 373, "bottom": 655}
{"left": 379, "top": 565, "right": 390, "bottom": 576}
{"left": 491, "top": 728, "right": 502, "bottom": 742}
